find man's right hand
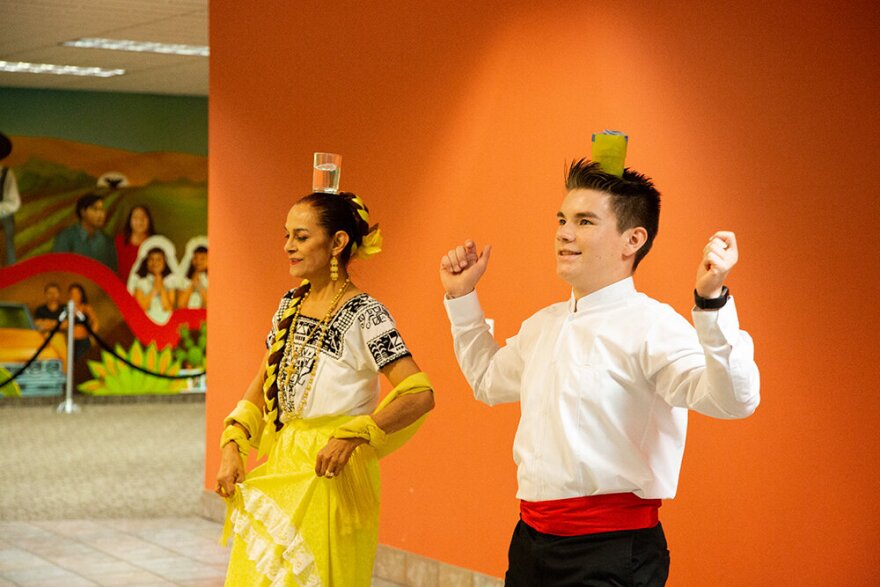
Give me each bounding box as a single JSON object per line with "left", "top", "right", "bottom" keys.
{"left": 440, "top": 240, "right": 492, "bottom": 298}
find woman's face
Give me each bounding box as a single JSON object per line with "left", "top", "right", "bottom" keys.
{"left": 192, "top": 250, "right": 208, "bottom": 272}
{"left": 69, "top": 287, "right": 83, "bottom": 304}
{"left": 130, "top": 208, "right": 150, "bottom": 235}
{"left": 283, "top": 204, "right": 335, "bottom": 280}
{"left": 147, "top": 251, "right": 166, "bottom": 275}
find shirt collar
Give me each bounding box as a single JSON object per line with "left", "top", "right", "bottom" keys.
{"left": 73, "top": 223, "right": 99, "bottom": 241}
{"left": 568, "top": 277, "right": 637, "bottom": 313}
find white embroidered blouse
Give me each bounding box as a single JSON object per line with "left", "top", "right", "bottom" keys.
{"left": 266, "top": 291, "right": 410, "bottom": 422}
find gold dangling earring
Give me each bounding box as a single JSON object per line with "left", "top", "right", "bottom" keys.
{"left": 330, "top": 256, "right": 339, "bottom": 282}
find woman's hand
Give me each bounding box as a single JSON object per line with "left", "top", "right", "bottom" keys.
{"left": 315, "top": 437, "right": 367, "bottom": 478}
{"left": 215, "top": 442, "right": 246, "bottom": 498}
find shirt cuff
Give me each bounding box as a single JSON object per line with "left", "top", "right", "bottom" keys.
{"left": 692, "top": 295, "right": 742, "bottom": 346}
{"left": 443, "top": 290, "right": 486, "bottom": 327}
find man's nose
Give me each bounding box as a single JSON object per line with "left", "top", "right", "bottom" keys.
{"left": 556, "top": 225, "right": 573, "bottom": 241}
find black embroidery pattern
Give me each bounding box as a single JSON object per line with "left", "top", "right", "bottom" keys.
{"left": 357, "top": 303, "right": 392, "bottom": 329}
{"left": 358, "top": 300, "right": 410, "bottom": 368}
{"left": 367, "top": 330, "right": 410, "bottom": 368}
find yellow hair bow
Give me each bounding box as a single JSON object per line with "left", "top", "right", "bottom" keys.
{"left": 351, "top": 226, "right": 383, "bottom": 260}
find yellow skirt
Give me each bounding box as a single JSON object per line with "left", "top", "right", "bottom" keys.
{"left": 223, "top": 415, "right": 381, "bottom": 586}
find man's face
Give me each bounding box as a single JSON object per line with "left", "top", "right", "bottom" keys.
{"left": 45, "top": 287, "right": 60, "bottom": 304}
{"left": 555, "top": 189, "right": 633, "bottom": 297}
{"left": 82, "top": 201, "right": 106, "bottom": 229}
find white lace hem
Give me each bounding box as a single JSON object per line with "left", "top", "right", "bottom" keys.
{"left": 231, "top": 484, "right": 322, "bottom": 586}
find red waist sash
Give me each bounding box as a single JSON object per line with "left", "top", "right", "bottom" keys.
{"left": 520, "top": 493, "right": 661, "bottom": 536}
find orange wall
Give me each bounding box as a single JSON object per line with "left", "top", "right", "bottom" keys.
{"left": 207, "top": 1, "right": 880, "bottom": 584}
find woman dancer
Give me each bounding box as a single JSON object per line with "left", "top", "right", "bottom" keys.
{"left": 216, "top": 191, "right": 434, "bottom": 586}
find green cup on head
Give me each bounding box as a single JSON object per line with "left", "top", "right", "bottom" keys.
{"left": 591, "top": 130, "right": 628, "bottom": 177}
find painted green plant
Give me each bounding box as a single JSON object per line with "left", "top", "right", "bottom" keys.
{"left": 175, "top": 321, "right": 207, "bottom": 369}
{"left": 79, "top": 340, "right": 186, "bottom": 395}
{"left": 0, "top": 367, "right": 22, "bottom": 397}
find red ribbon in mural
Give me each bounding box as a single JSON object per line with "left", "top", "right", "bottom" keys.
{"left": 0, "top": 253, "right": 205, "bottom": 348}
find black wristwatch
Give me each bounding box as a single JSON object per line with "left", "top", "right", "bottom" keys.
{"left": 694, "top": 286, "right": 729, "bottom": 310}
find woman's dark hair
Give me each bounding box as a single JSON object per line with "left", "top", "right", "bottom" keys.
{"left": 186, "top": 246, "right": 208, "bottom": 279}
{"left": 123, "top": 205, "right": 156, "bottom": 242}
{"left": 136, "top": 247, "right": 171, "bottom": 279}
{"left": 68, "top": 283, "right": 88, "bottom": 304}
{"left": 297, "top": 192, "right": 372, "bottom": 267}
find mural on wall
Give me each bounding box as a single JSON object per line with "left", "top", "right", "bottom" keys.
{"left": 0, "top": 133, "right": 207, "bottom": 397}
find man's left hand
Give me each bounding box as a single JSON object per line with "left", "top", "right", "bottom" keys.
{"left": 695, "top": 231, "right": 738, "bottom": 299}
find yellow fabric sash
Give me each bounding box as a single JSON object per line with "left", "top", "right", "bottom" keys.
{"left": 220, "top": 425, "right": 250, "bottom": 458}
{"left": 331, "top": 415, "right": 387, "bottom": 448}
{"left": 372, "top": 371, "right": 432, "bottom": 459}
{"left": 223, "top": 399, "right": 264, "bottom": 450}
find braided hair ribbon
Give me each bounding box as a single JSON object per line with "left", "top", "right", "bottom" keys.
{"left": 341, "top": 192, "right": 383, "bottom": 260}
{"left": 258, "top": 280, "right": 310, "bottom": 458}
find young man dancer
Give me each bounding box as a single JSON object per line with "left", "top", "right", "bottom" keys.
{"left": 440, "top": 159, "right": 760, "bottom": 586}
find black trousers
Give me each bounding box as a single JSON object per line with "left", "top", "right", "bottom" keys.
{"left": 504, "top": 520, "right": 670, "bottom": 587}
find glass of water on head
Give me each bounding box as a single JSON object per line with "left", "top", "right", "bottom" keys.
{"left": 312, "top": 152, "right": 342, "bottom": 193}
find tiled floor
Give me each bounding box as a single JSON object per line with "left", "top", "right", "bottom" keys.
{"left": 0, "top": 517, "right": 227, "bottom": 586}
{"left": 0, "top": 517, "right": 404, "bottom": 586}
{"left": 0, "top": 403, "right": 407, "bottom": 586}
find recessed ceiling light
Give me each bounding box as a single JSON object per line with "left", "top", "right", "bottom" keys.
{"left": 0, "top": 60, "right": 125, "bottom": 77}
{"left": 63, "top": 38, "right": 209, "bottom": 57}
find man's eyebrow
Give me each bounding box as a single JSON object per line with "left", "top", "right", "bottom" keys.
{"left": 556, "top": 211, "right": 600, "bottom": 219}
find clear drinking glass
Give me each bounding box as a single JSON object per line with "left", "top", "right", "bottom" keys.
{"left": 312, "top": 152, "right": 342, "bottom": 193}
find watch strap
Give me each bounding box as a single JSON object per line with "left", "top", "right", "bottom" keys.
{"left": 694, "top": 285, "right": 729, "bottom": 310}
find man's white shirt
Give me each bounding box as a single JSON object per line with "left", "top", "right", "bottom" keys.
{"left": 444, "top": 277, "right": 760, "bottom": 501}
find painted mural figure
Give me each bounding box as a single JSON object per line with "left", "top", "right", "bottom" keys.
{"left": 52, "top": 193, "right": 119, "bottom": 273}
{"left": 33, "top": 282, "right": 64, "bottom": 335}
{"left": 215, "top": 192, "right": 434, "bottom": 586}
{"left": 115, "top": 204, "right": 157, "bottom": 282}
{"left": 130, "top": 237, "right": 178, "bottom": 325}
{"left": 440, "top": 159, "right": 760, "bottom": 586}
{"left": 0, "top": 132, "right": 20, "bottom": 267}
{"left": 67, "top": 283, "right": 99, "bottom": 362}
{"left": 176, "top": 237, "right": 208, "bottom": 309}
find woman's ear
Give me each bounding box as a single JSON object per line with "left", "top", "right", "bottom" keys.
{"left": 331, "top": 230, "right": 350, "bottom": 256}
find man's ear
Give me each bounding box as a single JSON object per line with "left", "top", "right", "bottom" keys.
{"left": 623, "top": 227, "right": 648, "bottom": 258}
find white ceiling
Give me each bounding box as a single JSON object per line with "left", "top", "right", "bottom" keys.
{"left": 0, "top": 0, "right": 208, "bottom": 96}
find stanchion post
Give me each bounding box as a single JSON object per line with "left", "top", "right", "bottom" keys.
{"left": 57, "top": 299, "right": 81, "bottom": 414}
